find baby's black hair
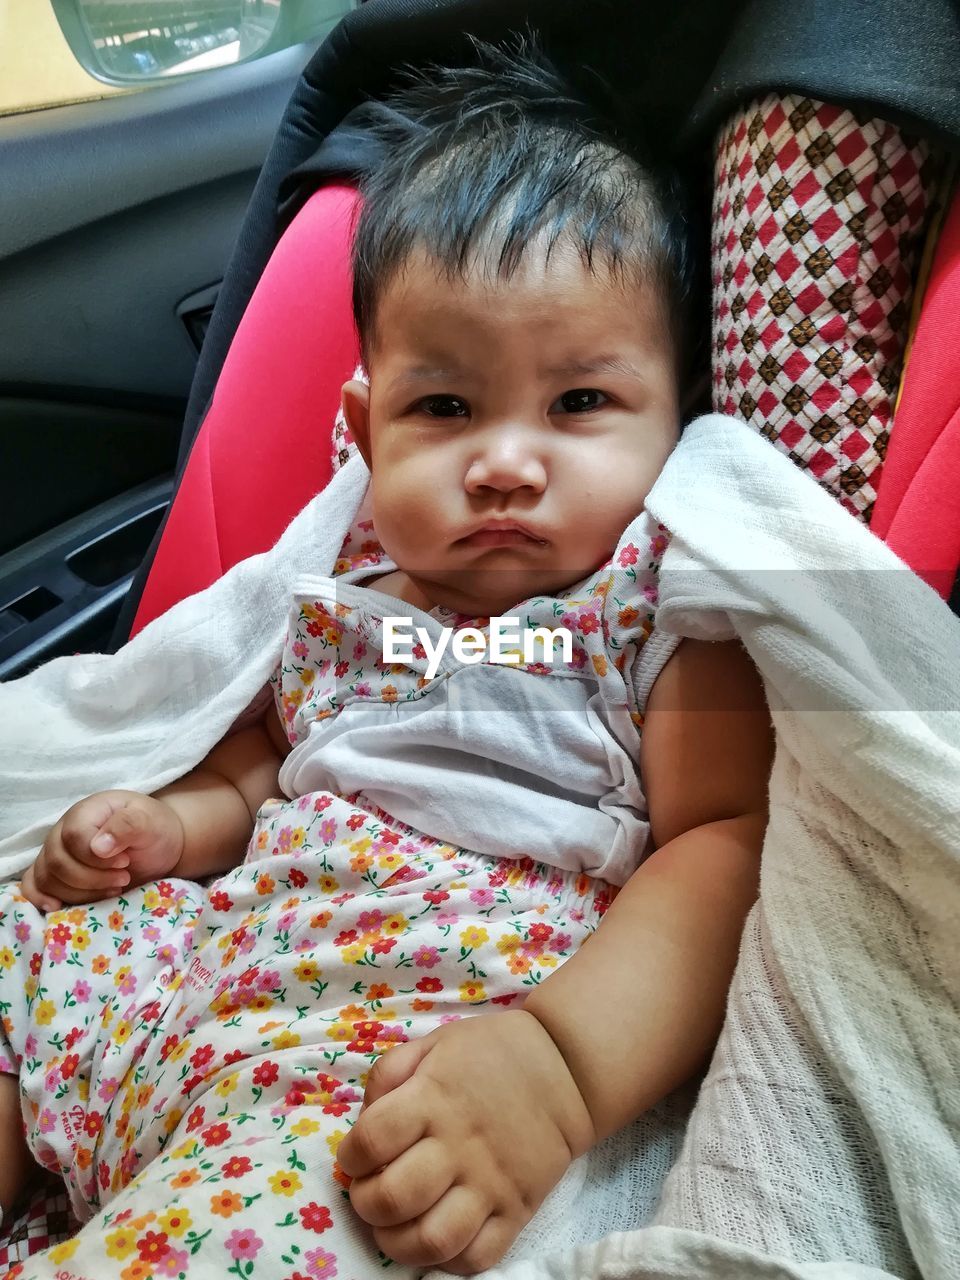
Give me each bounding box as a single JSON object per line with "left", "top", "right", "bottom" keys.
{"left": 351, "top": 38, "right": 693, "bottom": 368}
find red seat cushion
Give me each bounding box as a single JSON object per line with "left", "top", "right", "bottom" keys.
{"left": 131, "top": 184, "right": 361, "bottom": 635}
{"left": 871, "top": 187, "right": 960, "bottom": 598}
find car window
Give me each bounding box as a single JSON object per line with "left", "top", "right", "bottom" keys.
{"left": 0, "top": 0, "right": 356, "bottom": 116}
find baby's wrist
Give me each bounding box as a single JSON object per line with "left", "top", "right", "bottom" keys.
{"left": 514, "top": 1005, "right": 596, "bottom": 1156}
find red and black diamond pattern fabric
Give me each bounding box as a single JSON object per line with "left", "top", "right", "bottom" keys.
{"left": 712, "top": 95, "right": 937, "bottom": 522}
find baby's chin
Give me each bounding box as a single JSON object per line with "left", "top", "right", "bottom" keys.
{"left": 409, "top": 561, "right": 608, "bottom": 617}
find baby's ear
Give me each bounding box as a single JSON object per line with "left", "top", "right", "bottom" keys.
{"left": 341, "top": 379, "right": 373, "bottom": 470}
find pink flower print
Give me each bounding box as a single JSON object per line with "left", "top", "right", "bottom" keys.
{"left": 320, "top": 819, "right": 337, "bottom": 844}
{"left": 143, "top": 925, "right": 161, "bottom": 942}
{"left": 292, "top": 640, "right": 309, "bottom": 660}
{"left": 554, "top": 932, "right": 573, "bottom": 952}
{"left": 649, "top": 532, "right": 669, "bottom": 558}
{"left": 98, "top": 1076, "right": 119, "bottom": 1102}
{"left": 469, "top": 888, "right": 494, "bottom": 907}
{"left": 618, "top": 542, "right": 640, "bottom": 567}
{"left": 314, "top": 794, "right": 333, "bottom": 811}
{"left": 297, "top": 794, "right": 311, "bottom": 811}
{"left": 560, "top": 612, "right": 578, "bottom": 630}
{"left": 156, "top": 943, "right": 176, "bottom": 966}
{"left": 356, "top": 909, "right": 384, "bottom": 933}
{"left": 570, "top": 647, "right": 588, "bottom": 670}
{"left": 412, "top": 945, "right": 441, "bottom": 968}
{"left": 277, "top": 912, "right": 297, "bottom": 934}
{"left": 353, "top": 642, "right": 367, "bottom": 661}
{"left": 24, "top": 1034, "right": 37, "bottom": 1058}
{"left": 579, "top": 611, "right": 600, "bottom": 635}
{"left": 354, "top": 681, "right": 372, "bottom": 698}
{"left": 239, "top": 933, "right": 256, "bottom": 954}
{"left": 46, "top": 941, "right": 66, "bottom": 964}
{"left": 643, "top": 582, "right": 659, "bottom": 604}
{"left": 278, "top": 826, "right": 294, "bottom": 853}
{"left": 225, "top": 1228, "right": 263, "bottom": 1261}
{"left": 440, "top": 1014, "right": 462, "bottom": 1025}
{"left": 294, "top": 937, "right": 314, "bottom": 952}
{"left": 72, "top": 979, "right": 91, "bottom": 1003}
{"left": 304, "top": 1244, "right": 338, "bottom": 1277}
{"left": 38, "top": 1108, "right": 57, "bottom": 1134}
{"left": 14, "top": 921, "right": 30, "bottom": 943}
{"left": 118, "top": 970, "right": 137, "bottom": 996}
{"left": 258, "top": 969, "right": 281, "bottom": 991}
{"left": 157, "top": 1248, "right": 190, "bottom": 1277}
{"left": 436, "top": 912, "right": 458, "bottom": 927}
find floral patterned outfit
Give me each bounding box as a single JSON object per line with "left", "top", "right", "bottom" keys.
{"left": 0, "top": 509, "right": 674, "bottom": 1280}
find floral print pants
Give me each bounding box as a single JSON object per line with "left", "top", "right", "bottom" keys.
{"left": 0, "top": 793, "right": 612, "bottom": 1280}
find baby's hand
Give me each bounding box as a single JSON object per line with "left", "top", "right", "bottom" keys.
{"left": 21, "top": 790, "right": 185, "bottom": 912}
{"left": 338, "top": 1010, "right": 595, "bottom": 1275}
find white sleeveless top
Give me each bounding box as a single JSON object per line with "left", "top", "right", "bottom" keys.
{"left": 270, "top": 509, "right": 678, "bottom": 886}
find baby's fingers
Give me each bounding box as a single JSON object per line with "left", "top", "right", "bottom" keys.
{"left": 20, "top": 864, "right": 62, "bottom": 914}
{"left": 339, "top": 1079, "right": 427, "bottom": 1179}
{"left": 349, "top": 1137, "right": 454, "bottom": 1228}
{"left": 34, "top": 839, "right": 130, "bottom": 904}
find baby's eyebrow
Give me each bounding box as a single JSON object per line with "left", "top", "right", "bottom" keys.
{"left": 544, "top": 355, "right": 646, "bottom": 380}
{"left": 388, "top": 365, "right": 471, "bottom": 389}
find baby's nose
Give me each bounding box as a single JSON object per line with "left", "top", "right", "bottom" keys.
{"left": 464, "top": 433, "right": 547, "bottom": 494}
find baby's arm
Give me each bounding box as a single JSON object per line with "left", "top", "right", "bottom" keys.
{"left": 22, "top": 711, "right": 289, "bottom": 908}
{"left": 523, "top": 636, "right": 773, "bottom": 1140}
{"left": 338, "top": 638, "right": 772, "bottom": 1274}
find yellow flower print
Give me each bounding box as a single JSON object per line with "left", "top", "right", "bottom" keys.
{"left": 113, "top": 1021, "right": 132, "bottom": 1045}
{"left": 272, "top": 1029, "right": 301, "bottom": 1050}
{"left": 104, "top": 1228, "right": 137, "bottom": 1260}
{"left": 290, "top": 828, "right": 306, "bottom": 849}
{"left": 299, "top": 668, "right": 315, "bottom": 686}
{"left": 113, "top": 965, "right": 132, "bottom": 989}
{"left": 164, "top": 1109, "right": 183, "bottom": 1135}
{"left": 317, "top": 874, "right": 339, "bottom": 893}
{"left": 328, "top": 1022, "right": 353, "bottom": 1042}
{"left": 592, "top": 654, "right": 608, "bottom": 677}
{"left": 496, "top": 933, "right": 521, "bottom": 955}
{"left": 350, "top": 852, "right": 373, "bottom": 873}
{"left": 291, "top": 1116, "right": 320, "bottom": 1137}
{"left": 269, "top": 1170, "right": 303, "bottom": 1197}
{"left": 339, "top": 1003, "right": 366, "bottom": 1022}
{"left": 459, "top": 981, "right": 487, "bottom": 1003}
{"left": 382, "top": 913, "right": 408, "bottom": 936}
{"left": 215, "top": 1074, "right": 238, "bottom": 1098}
{"left": 256, "top": 829, "right": 269, "bottom": 850}
{"left": 377, "top": 853, "right": 402, "bottom": 871}
{"left": 538, "top": 954, "right": 558, "bottom": 968}
{"left": 249, "top": 994, "right": 274, "bottom": 1013}
{"left": 340, "top": 943, "right": 365, "bottom": 965}
{"left": 167, "top": 1039, "right": 190, "bottom": 1062}
{"left": 24, "top": 977, "right": 37, "bottom": 1000}
{"left": 171, "top": 1139, "right": 195, "bottom": 1160}
{"left": 294, "top": 959, "right": 322, "bottom": 984}
{"left": 0, "top": 948, "right": 13, "bottom": 969}
{"left": 158, "top": 1207, "right": 192, "bottom": 1237}
{"left": 142, "top": 888, "right": 159, "bottom": 910}
{"left": 71, "top": 927, "right": 91, "bottom": 950}
{"left": 48, "top": 1239, "right": 80, "bottom": 1264}
{"left": 66, "top": 907, "right": 86, "bottom": 926}
{"left": 459, "top": 926, "right": 489, "bottom": 950}
{"left": 349, "top": 836, "right": 372, "bottom": 855}
{"left": 326, "top": 1128, "right": 346, "bottom": 1157}
{"left": 35, "top": 999, "right": 56, "bottom": 1026}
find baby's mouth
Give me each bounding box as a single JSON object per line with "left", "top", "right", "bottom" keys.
{"left": 456, "top": 522, "right": 548, "bottom": 548}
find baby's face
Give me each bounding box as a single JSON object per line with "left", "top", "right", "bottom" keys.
{"left": 342, "top": 245, "right": 680, "bottom": 616}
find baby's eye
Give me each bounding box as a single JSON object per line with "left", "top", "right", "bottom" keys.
{"left": 416, "top": 395, "right": 469, "bottom": 418}
{"left": 550, "top": 388, "right": 609, "bottom": 414}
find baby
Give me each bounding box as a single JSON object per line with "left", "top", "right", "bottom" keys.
{"left": 0, "top": 46, "right": 771, "bottom": 1280}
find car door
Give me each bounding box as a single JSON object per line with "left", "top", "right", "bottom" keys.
{"left": 0, "top": 0, "right": 357, "bottom": 681}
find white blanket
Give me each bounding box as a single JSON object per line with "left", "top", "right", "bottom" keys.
{"left": 2, "top": 415, "right": 958, "bottom": 1277}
